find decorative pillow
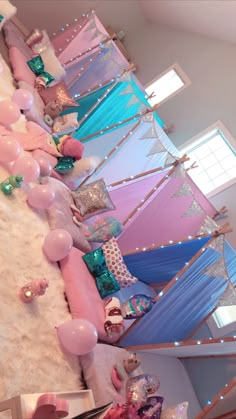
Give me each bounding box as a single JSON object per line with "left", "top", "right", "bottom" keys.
{"left": 0, "top": 0, "right": 16, "bottom": 30}
{"left": 9, "top": 47, "right": 35, "bottom": 85}
{"left": 161, "top": 402, "right": 189, "bottom": 419}
{"left": 122, "top": 295, "right": 155, "bottom": 319}
{"left": 30, "top": 29, "right": 50, "bottom": 54}
{"left": 27, "top": 55, "right": 54, "bottom": 86}
{"left": 72, "top": 178, "right": 116, "bottom": 220}
{"left": 53, "top": 113, "right": 79, "bottom": 135}
{"left": 138, "top": 396, "right": 164, "bottom": 419}
{"left": 40, "top": 80, "right": 77, "bottom": 108}
{"left": 3, "top": 20, "right": 32, "bottom": 57}
{"left": 80, "top": 344, "right": 138, "bottom": 407}
{"left": 46, "top": 178, "right": 91, "bottom": 253}
{"left": 63, "top": 156, "right": 101, "bottom": 191}
{"left": 82, "top": 247, "right": 120, "bottom": 299}
{"left": 102, "top": 237, "right": 138, "bottom": 288}
{"left": 41, "top": 45, "right": 66, "bottom": 81}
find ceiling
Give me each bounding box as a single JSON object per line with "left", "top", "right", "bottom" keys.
{"left": 140, "top": 0, "right": 236, "bottom": 45}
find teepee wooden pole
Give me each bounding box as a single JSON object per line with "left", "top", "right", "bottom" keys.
{"left": 64, "top": 36, "right": 113, "bottom": 67}
{"left": 79, "top": 104, "right": 158, "bottom": 143}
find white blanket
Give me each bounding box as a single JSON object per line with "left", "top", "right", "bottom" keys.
{"left": 0, "top": 54, "right": 82, "bottom": 399}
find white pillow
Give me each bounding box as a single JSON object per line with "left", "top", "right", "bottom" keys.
{"left": 41, "top": 44, "right": 66, "bottom": 81}
{"left": 63, "top": 156, "right": 102, "bottom": 190}
{"left": 53, "top": 112, "right": 79, "bottom": 135}
{"left": 0, "top": 0, "right": 16, "bottom": 30}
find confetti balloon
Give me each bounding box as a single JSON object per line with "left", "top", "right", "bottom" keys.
{"left": 122, "top": 295, "right": 155, "bottom": 319}
{"left": 126, "top": 374, "right": 160, "bottom": 410}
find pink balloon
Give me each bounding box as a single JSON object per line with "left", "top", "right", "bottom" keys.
{"left": 0, "top": 136, "right": 21, "bottom": 163}
{"left": 57, "top": 319, "right": 98, "bottom": 355}
{"left": 0, "top": 100, "right": 21, "bottom": 125}
{"left": 27, "top": 184, "right": 55, "bottom": 209}
{"left": 12, "top": 155, "right": 40, "bottom": 184}
{"left": 32, "top": 153, "right": 52, "bottom": 177}
{"left": 12, "top": 88, "right": 34, "bottom": 111}
{"left": 43, "top": 229, "right": 73, "bottom": 262}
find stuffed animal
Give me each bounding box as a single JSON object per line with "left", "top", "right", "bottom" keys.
{"left": 104, "top": 297, "right": 124, "bottom": 339}
{"left": 44, "top": 100, "right": 63, "bottom": 120}
{"left": 111, "top": 352, "right": 141, "bottom": 392}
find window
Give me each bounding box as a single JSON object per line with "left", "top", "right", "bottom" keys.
{"left": 208, "top": 307, "right": 236, "bottom": 338}
{"left": 145, "top": 63, "right": 191, "bottom": 106}
{"left": 181, "top": 121, "right": 236, "bottom": 197}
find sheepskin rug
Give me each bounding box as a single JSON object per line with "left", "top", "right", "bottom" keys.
{"left": 0, "top": 55, "right": 82, "bottom": 399}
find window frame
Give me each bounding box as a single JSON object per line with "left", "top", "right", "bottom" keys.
{"left": 145, "top": 63, "right": 191, "bottom": 106}
{"left": 207, "top": 312, "right": 236, "bottom": 338}
{"left": 179, "top": 120, "right": 236, "bottom": 199}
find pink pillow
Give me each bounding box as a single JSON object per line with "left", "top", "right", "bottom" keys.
{"left": 9, "top": 47, "right": 35, "bottom": 86}
{"left": 3, "top": 20, "right": 32, "bottom": 58}
{"left": 60, "top": 247, "right": 119, "bottom": 343}
{"left": 39, "top": 80, "right": 77, "bottom": 108}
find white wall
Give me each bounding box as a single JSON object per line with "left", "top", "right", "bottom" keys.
{"left": 139, "top": 352, "right": 201, "bottom": 417}
{"left": 124, "top": 21, "right": 236, "bottom": 149}
{"left": 14, "top": 0, "right": 145, "bottom": 40}
{"left": 182, "top": 357, "right": 236, "bottom": 409}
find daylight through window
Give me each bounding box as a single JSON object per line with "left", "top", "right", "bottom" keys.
{"left": 145, "top": 64, "right": 190, "bottom": 106}
{"left": 181, "top": 124, "right": 236, "bottom": 196}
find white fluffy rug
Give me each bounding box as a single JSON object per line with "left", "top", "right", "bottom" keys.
{"left": 0, "top": 55, "right": 82, "bottom": 399}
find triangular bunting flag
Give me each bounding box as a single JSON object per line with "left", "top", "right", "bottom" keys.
{"left": 89, "top": 28, "right": 102, "bottom": 42}
{"left": 147, "top": 141, "right": 166, "bottom": 157}
{"left": 142, "top": 112, "right": 154, "bottom": 123}
{"left": 140, "top": 124, "right": 157, "bottom": 140}
{"left": 209, "top": 234, "right": 224, "bottom": 253}
{"left": 169, "top": 164, "right": 186, "bottom": 178}
{"left": 138, "top": 103, "right": 148, "bottom": 114}
{"left": 183, "top": 199, "right": 204, "bottom": 217}
{"left": 164, "top": 153, "right": 177, "bottom": 167}
{"left": 119, "top": 72, "right": 131, "bottom": 83}
{"left": 84, "top": 19, "right": 96, "bottom": 32}
{"left": 203, "top": 256, "right": 229, "bottom": 280}
{"left": 119, "top": 84, "right": 133, "bottom": 96}
{"left": 197, "top": 216, "right": 219, "bottom": 236}
{"left": 172, "top": 181, "right": 192, "bottom": 198}
{"left": 126, "top": 95, "right": 140, "bottom": 108}
{"left": 218, "top": 282, "right": 236, "bottom": 306}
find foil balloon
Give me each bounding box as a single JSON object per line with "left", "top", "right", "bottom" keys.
{"left": 122, "top": 295, "right": 155, "bottom": 319}
{"left": 104, "top": 404, "right": 140, "bottom": 419}
{"left": 138, "top": 396, "right": 164, "bottom": 419}
{"left": 126, "top": 374, "right": 160, "bottom": 410}
{"left": 161, "top": 402, "right": 189, "bottom": 419}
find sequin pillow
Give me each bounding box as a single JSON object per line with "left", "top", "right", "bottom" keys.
{"left": 102, "top": 237, "right": 138, "bottom": 288}
{"left": 82, "top": 247, "right": 120, "bottom": 299}
{"left": 39, "top": 80, "right": 77, "bottom": 108}
{"left": 161, "top": 402, "right": 188, "bottom": 419}
{"left": 72, "top": 178, "right": 116, "bottom": 220}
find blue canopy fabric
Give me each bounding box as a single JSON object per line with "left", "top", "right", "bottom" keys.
{"left": 123, "top": 236, "right": 210, "bottom": 284}
{"left": 119, "top": 237, "right": 236, "bottom": 347}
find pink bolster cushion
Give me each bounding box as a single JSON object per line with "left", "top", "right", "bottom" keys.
{"left": 9, "top": 47, "right": 35, "bottom": 86}
{"left": 60, "top": 247, "right": 119, "bottom": 343}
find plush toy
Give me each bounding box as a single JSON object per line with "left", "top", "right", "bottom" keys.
{"left": 44, "top": 100, "right": 63, "bottom": 121}
{"left": 57, "top": 135, "right": 84, "bottom": 160}
{"left": 104, "top": 297, "right": 124, "bottom": 339}
{"left": 112, "top": 352, "right": 141, "bottom": 392}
